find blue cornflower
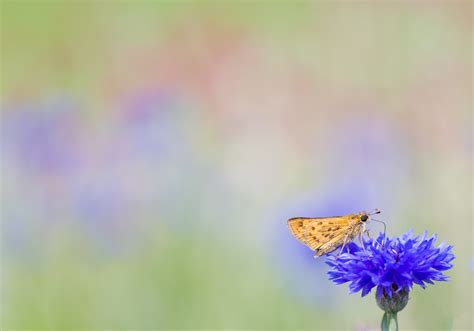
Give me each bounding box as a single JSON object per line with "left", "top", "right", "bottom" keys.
{"left": 326, "top": 230, "right": 454, "bottom": 314}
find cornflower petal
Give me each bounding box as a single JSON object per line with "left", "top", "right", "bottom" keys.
{"left": 325, "top": 230, "right": 454, "bottom": 298}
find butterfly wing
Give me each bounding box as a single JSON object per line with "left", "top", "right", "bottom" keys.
{"left": 288, "top": 215, "right": 362, "bottom": 255}
{"left": 287, "top": 217, "right": 323, "bottom": 245}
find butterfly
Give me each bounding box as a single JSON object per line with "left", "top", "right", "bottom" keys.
{"left": 287, "top": 209, "right": 382, "bottom": 257}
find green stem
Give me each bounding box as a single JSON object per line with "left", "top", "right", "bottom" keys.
{"left": 381, "top": 312, "right": 398, "bottom": 331}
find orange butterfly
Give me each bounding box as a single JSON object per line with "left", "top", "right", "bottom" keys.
{"left": 288, "top": 209, "right": 382, "bottom": 257}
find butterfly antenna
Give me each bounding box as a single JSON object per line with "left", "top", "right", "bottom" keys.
{"left": 368, "top": 208, "right": 381, "bottom": 215}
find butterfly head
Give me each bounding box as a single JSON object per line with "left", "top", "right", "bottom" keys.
{"left": 359, "top": 209, "right": 381, "bottom": 222}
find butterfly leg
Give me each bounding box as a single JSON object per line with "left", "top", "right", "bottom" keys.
{"left": 336, "top": 232, "right": 351, "bottom": 258}
{"left": 360, "top": 223, "right": 367, "bottom": 252}
{"left": 365, "top": 225, "right": 384, "bottom": 249}
{"left": 364, "top": 228, "right": 371, "bottom": 240}
{"left": 359, "top": 230, "right": 368, "bottom": 255}
{"left": 364, "top": 228, "right": 383, "bottom": 250}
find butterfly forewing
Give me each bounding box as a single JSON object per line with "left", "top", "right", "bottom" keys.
{"left": 288, "top": 214, "right": 363, "bottom": 256}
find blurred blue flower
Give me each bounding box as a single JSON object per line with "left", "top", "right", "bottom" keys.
{"left": 326, "top": 230, "right": 454, "bottom": 299}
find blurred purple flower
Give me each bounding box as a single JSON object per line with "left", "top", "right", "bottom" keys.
{"left": 326, "top": 230, "right": 455, "bottom": 299}
{"left": 1, "top": 98, "right": 82, "bottom": 174}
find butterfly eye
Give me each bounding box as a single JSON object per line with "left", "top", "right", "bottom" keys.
{"left": 361, "top": 215, "right": 368, "bottom": 222}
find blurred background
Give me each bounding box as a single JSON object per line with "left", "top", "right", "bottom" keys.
{"left": 1, "top": 1, "right": 472, "bottom": 330}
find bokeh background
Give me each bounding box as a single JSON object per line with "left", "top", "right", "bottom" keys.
{"left": 1, "top": 1, "right": 472, "bottom": 330}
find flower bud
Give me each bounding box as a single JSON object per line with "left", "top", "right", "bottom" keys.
{"left": 376, "top": 288, "right": 409, "bottom": 313}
